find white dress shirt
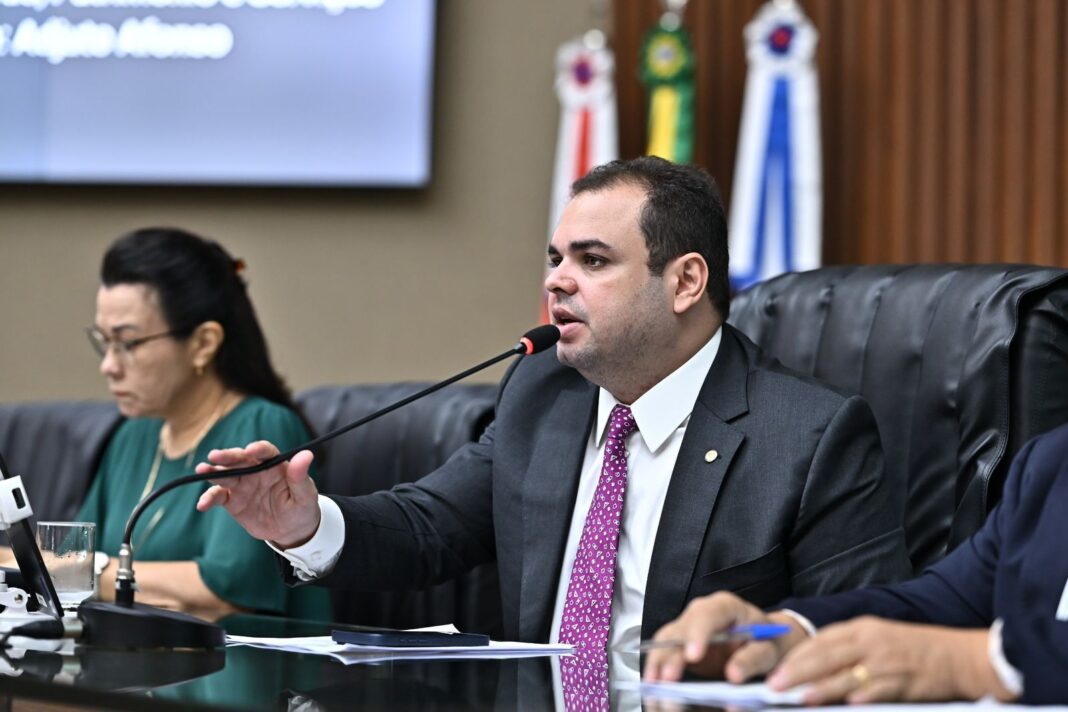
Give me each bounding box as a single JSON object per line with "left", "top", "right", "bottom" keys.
{"left": 276, "top": 329, "right": 723, "bottom": 657}
{"left": 548, "top": 329, "right": 721, "bottom": 654}
{"left": 271, "top": 495, "right": 345, "bottom": 581}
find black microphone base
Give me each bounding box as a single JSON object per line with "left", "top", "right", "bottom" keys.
{"left": 77, "top": 600, "right": 225, "bottom": 649}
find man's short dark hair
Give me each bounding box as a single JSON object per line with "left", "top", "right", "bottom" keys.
{"left": 571, "top": 156, "right": 730, "bottom": 319}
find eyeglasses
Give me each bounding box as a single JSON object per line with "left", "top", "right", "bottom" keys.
{"left": 85, "top": 325, "right": 186, "bottom": 359}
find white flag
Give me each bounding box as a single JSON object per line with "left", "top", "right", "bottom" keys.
{"left": 549, "top": 37, "right": 618, "bottom": 235}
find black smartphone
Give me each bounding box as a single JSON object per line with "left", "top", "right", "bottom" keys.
{"left": 331, "top": 628, "right": 489, "bottom": 648}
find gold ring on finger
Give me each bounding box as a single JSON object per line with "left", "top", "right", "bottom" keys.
{"left": 849, "top": 663, "right": 872, "bottom": 688}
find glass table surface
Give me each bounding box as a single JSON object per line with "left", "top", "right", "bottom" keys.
{"left": 0, "top": 613, "right": 714, "bottom": 711}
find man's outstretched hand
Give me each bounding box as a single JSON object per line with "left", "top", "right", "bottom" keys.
{"left": 196, "top": 440, "right": 321, "bottom": 550}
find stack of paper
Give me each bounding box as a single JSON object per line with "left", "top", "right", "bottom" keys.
{"left": 615, "top": 680, "right": 808, "bottom": 707}
{"left": 619, "top": 681, "right": 1068, "bottom": 711}
{"left": 226, "top": 625, "right": 572, "bottom": 665}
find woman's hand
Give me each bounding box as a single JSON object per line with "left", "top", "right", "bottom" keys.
{"left": 96, "top": 559, "right": 241, "bottom": 619}
{"left": 767, "top": 617, "right": 1014, "bottom": 704}
{"left": 195, "top": 440, "right": 321, "bottom": 549}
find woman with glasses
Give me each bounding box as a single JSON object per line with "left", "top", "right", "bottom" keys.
{"left": 78, "top": 227, "right": 328, "bottom": 619}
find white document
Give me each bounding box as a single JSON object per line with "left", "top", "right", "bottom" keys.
{"left": 226, "top": 624, "right": 572, "bottom": 665}
{"left": 615, "top": 679, "right": 807, "bottom": 707}
{"left": 620, "top": 682, "right": 1068, "bottom": 711}
{"left": 805, "top": 705, "right": 1068, "bottom": 712}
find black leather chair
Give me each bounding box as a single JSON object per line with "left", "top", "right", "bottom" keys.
{"left": 729, "top": 264, "right": 1068, "bottom": 571}
{"left": 294, "top": 383, "right": 500, "bottom": 635}
{"left": 0, "top": 401, "right": 121, "bottom": 524}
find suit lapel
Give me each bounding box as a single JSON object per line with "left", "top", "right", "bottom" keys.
{"left": 642, "top": 326, "right": 751, "bottom": 639}
{"left": 519, "top": 376, "right": 597, "bottom": 642}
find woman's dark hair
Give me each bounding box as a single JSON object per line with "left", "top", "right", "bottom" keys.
{"left": 101, "top": 227, "right": 311, "bottom": 431}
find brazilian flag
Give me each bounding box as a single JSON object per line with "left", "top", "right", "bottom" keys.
{"left": 640, "top": 25, "right": 695, "bottom": 164}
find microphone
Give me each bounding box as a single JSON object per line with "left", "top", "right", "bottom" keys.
{"left": 516, "top": 323, "right": 560, "bottom": 355}
{"left": 82, "top": 325, "right": 560, "bottom": 647}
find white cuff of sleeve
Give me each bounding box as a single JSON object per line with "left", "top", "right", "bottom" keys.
{"left": 267, "top": 495, "right": 346, "bottom": 582}
{"left": 777, "top": 609, "right": 818, "bottom": 637}
{"left": 93, "top": 551, "right": 111, "bottom": 577}
{"left": 988, "top": 618, "right": 1024, "bottom": 698}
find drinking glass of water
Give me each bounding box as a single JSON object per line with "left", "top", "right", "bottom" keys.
{"left": 35, "top": 521, "right": 96, "bottom": 610}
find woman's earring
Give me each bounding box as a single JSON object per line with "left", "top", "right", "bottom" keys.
{"left": 195, "top": 365, "right": 205, "bottom": 377}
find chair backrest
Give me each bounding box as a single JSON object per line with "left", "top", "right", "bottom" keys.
{"left": 728, "top": 264, "right": 1068, "bottom": 571}
{"left": 295, "top": 382, "right": 500, "bottom": 635}
{"left": 0, "top": 401, "right": 121, "bottom": 524}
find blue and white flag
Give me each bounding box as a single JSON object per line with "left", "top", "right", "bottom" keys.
{"left": 728, "top": 0, "right": 821, "bottom": 291}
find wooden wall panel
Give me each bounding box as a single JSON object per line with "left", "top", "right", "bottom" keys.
{"left": 885, "top": 0, "right": 911, "bottom": 264}
{"left": 973, "top": 0, "right": 1001, "bottom": 263}
{"left": 1031, "top": 0, "right": 1058, "bottom": 263}
{"left": 944, "top": 0, "right": 969, "bottom": 263}
{"left": 1061, "top": 3, "right": 1068, "bottom": 266}
{"left": 612, "top": 0, "right": 1068, "bottom": 268}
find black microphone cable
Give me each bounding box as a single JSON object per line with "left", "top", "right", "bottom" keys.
{"left": 113, "top": 324, "right": 561, "bottom": 605}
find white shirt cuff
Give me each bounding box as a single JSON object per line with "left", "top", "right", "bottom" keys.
{"left": 777, "top": 609, "right": 818, "bottom": 637}
{"left": 987, "top": 618, "right": 1024, "bottom": 698}
{"left": 267, "top": 495, "right": 345, "bottom": 581}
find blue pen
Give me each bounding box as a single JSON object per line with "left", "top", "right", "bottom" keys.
{"left": 634, "top": 623, "right": 791, "bottom": 652}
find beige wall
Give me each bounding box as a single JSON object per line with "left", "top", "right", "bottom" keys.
{"left": 0, "top": 1, "right": 598, "bottom": 401}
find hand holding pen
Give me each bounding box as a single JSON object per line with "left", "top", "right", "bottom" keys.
{"left": 642, "top": 592, "right": 809, "bottom": 684}
{"left": 636, "top": 622, "right": 792, "bottom": 651}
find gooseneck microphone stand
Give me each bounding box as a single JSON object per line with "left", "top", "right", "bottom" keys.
{"left": 79, "top": 325, "right": 560, "bottom": 648}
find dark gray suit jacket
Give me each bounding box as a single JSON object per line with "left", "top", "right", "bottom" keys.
{"left": 318, "top": 325, "right": 912, "bottom": 641}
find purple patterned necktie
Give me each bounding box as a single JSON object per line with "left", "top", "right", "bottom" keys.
{"left": 559, "top": 404, "right": 638, "bottom": 711}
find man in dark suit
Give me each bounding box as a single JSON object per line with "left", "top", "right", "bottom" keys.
{"left": 197, "top": 157, "right": 911, "bottom": 654}
{"left": 644, "top": 422, "right": 1068, "bottom": 705}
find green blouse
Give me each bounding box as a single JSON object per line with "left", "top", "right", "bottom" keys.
{"left": 77, "top": 396, "right": 330, "bottom": 618}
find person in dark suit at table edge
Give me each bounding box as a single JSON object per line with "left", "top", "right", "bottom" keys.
{"left": 196, "top": 156, "right": 912, "bottom": 655}
{"left": 644, "top": 421, "right": 1068, "bottom": 705}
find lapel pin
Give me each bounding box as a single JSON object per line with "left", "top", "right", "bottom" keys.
{"left": 704, "top": 449, "right": 718, "bottom": 463}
